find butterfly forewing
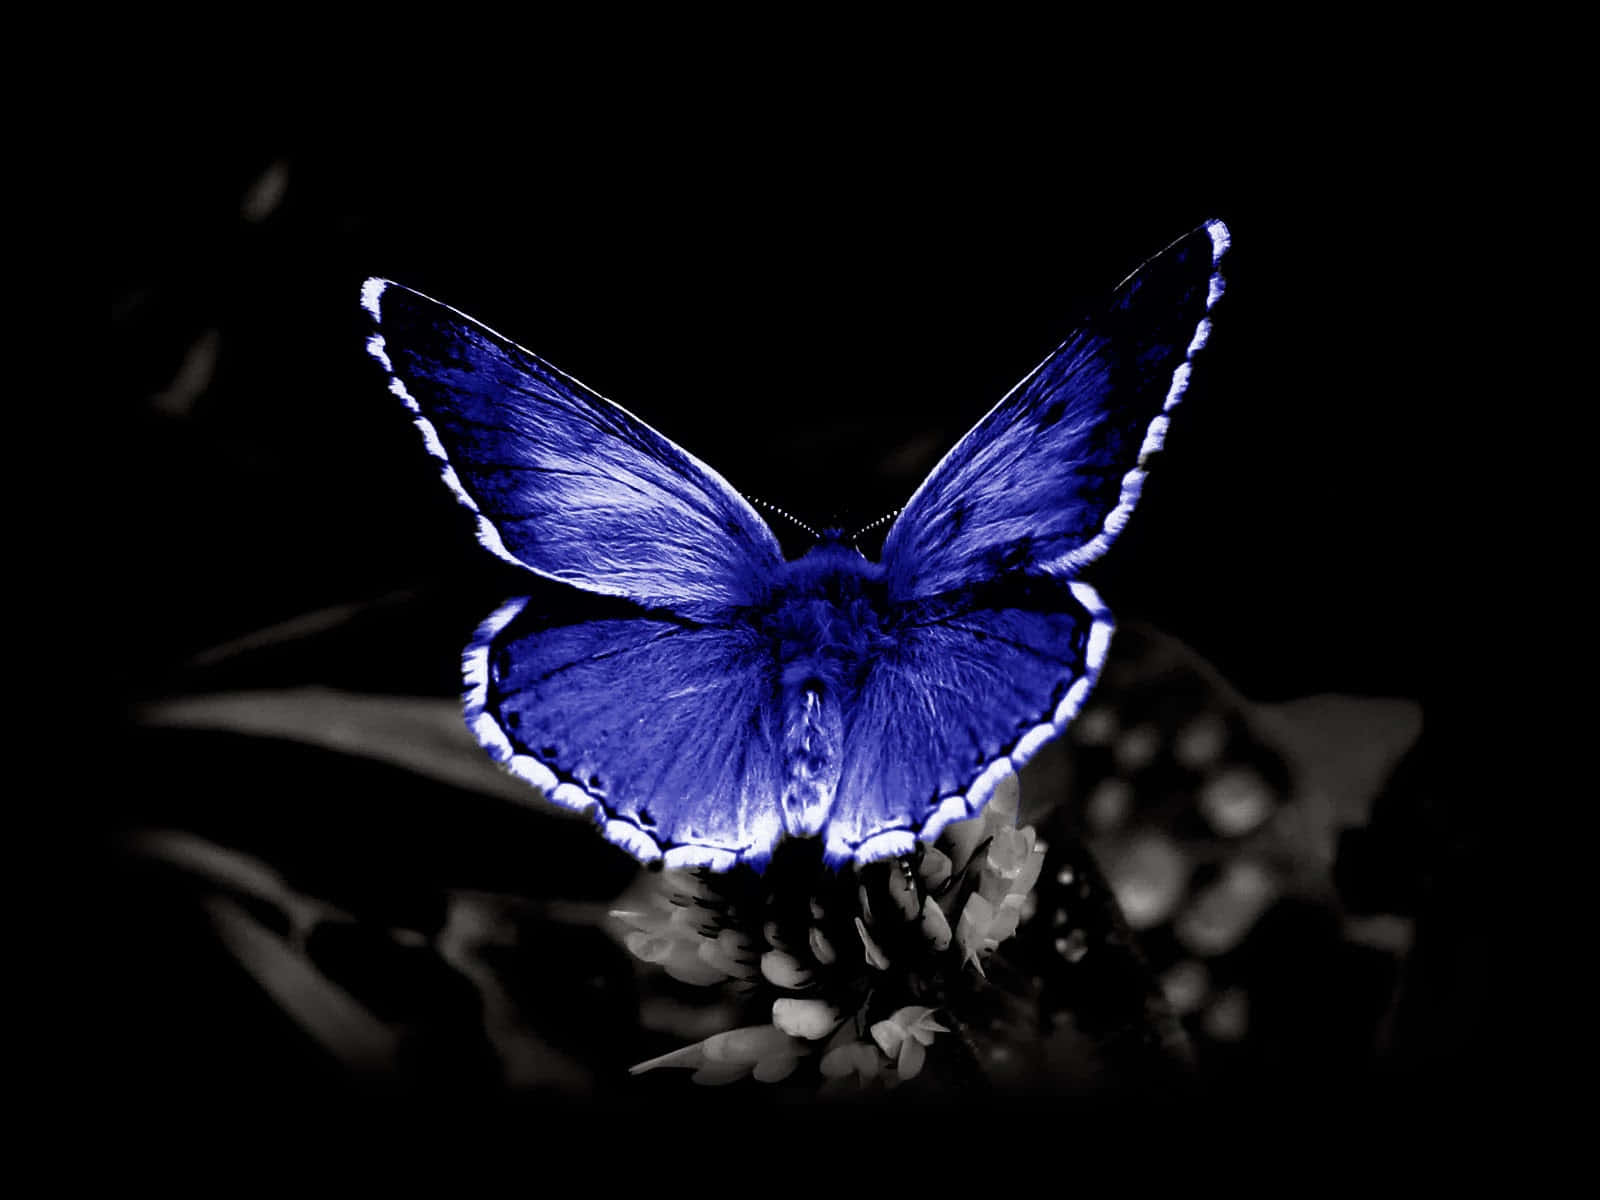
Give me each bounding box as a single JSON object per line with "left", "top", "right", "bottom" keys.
{"left": 363, "top": 279, "right": 785, "bottom": 614}
{"left": 879, "top": 220, "right": 1229, "bottom": 602}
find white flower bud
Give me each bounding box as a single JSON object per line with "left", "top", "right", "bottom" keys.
{"left": 760, "top": 949, "right": 814, "bottom": 989}
{"left": 855, "top": 917, "right": 890, "bottom": 970}
{"left": 918, "top": 847, "right": 953, "bottom": 892}
{"left": 808, "top": 925, "right": 837, "bottom": 965}
{"left": 886, "top": 865, "right": 920, "bottom": 920}
{"left": 703, "top": 1024, "right": 797, "bottom": 1064}
{"left": 921, "top": 896, "right": 952, "bottom": 951}
{"left": 772, "top": 997, "right": 840, "bottom": 1040}
{"left": 752, "top": 1054, "right": 801, "bottom": 1083}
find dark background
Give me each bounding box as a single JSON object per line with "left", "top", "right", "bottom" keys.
{"left": 102, "top": 96, "right": 1443, "bottom": 1115}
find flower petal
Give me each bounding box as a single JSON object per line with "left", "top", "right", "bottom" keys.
{"left": 704, "top": 1024, "right": 796, "bottom": 1064}
{"left": 888, "top": 1005, "right": 934, "bottom": 1031}
{"left": 918, "top": 847, "right": 953, "bottom": 892}
{"left": 772, "top": 998, "right": 841, "bottom": 1041}
{"left": 990, "top": 903, "right": 1022, "bottom": 943}
{"left": 870, "top": 1018, "right": 905, "bottom": 1058}
{"left": 629, "top": 1042, "right": 707, "bottom": 1074}
{"left": 1012, "top": 844, "right": 1047, "bottom": 896}
{"left": 608, "top": 908, "right": 657, "bottom": 933}
{"left": 663, "top": 943, "right": 732, "bottom": 987}
{"left": 717, "top": 928, "right": 756, "bottom": 959}
{"left": 760, "top": 949, "right": 815, "bottom": 989}
{"left": 808, "top": 925, "right": 838, "bottom": 966}
{"left": 820, "top": 1042, "right": 880, "bottom": 1081}
{"left": 987, "top": 827, "right": 1032, "bottom": 877}
{"left": 624, "top": 931, "right": 675, "bottom": 964}
{"left": 956, "top": 893, "right": 995, "bottom": 960}
{"left": 692, "top": 1062, "right": 752, "bottom": 1086}
{"left": 921, "top": 897, "right": 952, "bottom": 951}
{"left": 855, "top": 917, "right": 890, "bottom": 970}
{"left": 986, "top": 772, "right": 1021, "bottom": 823}
{"left": 897, "top": 1036, "right": 927, "bottom": 1080}
{"left": 752, "top": 1054, "right": 801, "bottom": 1083}
{"left": 697, "top": 938, "right": 753, "bottom": 980}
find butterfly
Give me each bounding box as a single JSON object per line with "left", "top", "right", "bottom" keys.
{"left": 361, "top": 219, "right": 1229, "bottom": 873}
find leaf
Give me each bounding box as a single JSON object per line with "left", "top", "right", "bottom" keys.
{"left": 137, "top": 687, "right": 569, "bottom": 815}
{"left": 187, "top": 592, "right": 413, "bottom": 667}
{"left": 202, "top": 895, "right": 400, "bottom": 1076}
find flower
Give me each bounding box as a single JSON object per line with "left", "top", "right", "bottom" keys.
{"left": 620, "top": 772, "right": 1048, "bottom": 1094}
{"left": 868, "top": 1006, "right": 950, "bottom": 1080}
{"left": 818, "top": 1039, "right": 884, "bottom": 1086}
{"left": 772, "top": 997, "right": 840, "bottom": 1040}
{"left": 956, "top": 891, "right": 1025, "bottom": 969}
{"left": 986, "top": 826, "right": 1047, "bottom": 894}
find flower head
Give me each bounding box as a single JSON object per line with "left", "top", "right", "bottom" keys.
{"left": 619, "top": 772, "right": 1047, "bottom": 1095}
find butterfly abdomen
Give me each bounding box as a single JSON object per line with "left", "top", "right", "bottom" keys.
{"left": 779, "top": 684, "right": 843, "bottom": 838}
{"left": 764, "top": 543, "right": 896, "bottom": 840}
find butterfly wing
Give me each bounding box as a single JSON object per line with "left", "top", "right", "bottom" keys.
{"left": 362, "top": 279, "right": 784, "bottom": 612}
{"left": 364, "top": 279, "right": 792, "bottom": 867}
{"left": 464, "top": 596, "right": 785, "bottom": 870}
{"left": 830, "top": 221, "right": 1230, "bottom": 862}
{"left": 879, "top": 220, "right": 1230, "bottom": 603}
{"left": 824, "top": 577, "right": 1111, "bottom": 865}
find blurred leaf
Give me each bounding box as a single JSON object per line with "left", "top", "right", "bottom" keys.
{"left": 137, "top": 687, "right": 568, "bottom": 815}
{"left": 129, "top": 831, "right": 607, "bottom": 1094}
{"left": 240, "top": 159, "right": 289, "bottom": 223}
{"left": 437, "top": 893, "right": 597, "bottom": 1094}
{"left": 128, "top": 829, "right": 353, "bottom": 934}
{"left": 1257, "top": 693, "right": 1423, "bottom": 832}
{"left": 203, "top": 894, "right": 401, "bottom": 1077}
{"left": 187, "top": 592, "right": 413, "bottom": 667}
{"left": 150, "top": 328, "right": 220, "bottom": 418}
{"left": 1033, "top": 623, "right": 1423, "bottom": 1073}
{"left": 1245, "top": 694, "right": 1424, "bottom": 895}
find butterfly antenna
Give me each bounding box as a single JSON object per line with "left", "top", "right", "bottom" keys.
{"left": 849, "top": 508, "right": 902, "bottom": 545}
{"left": 747, "top": 495, "right": 820, "bottom": 541}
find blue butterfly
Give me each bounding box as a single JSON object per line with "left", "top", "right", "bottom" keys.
{"left": 362, "top": 220, "right": 1229, "bottom": 872}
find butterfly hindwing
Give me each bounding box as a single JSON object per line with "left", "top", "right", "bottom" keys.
{"left": 362, "top": 279, "right": 784, "bottom": 613}
{"left": 825, "top": 577, "right": 1111, "bottom": 864}
{"left": 465, "top": 596, "right": 786, "bottom": 870}
{"left": 880, "top": 220, "right": 1229, "bottom": 602}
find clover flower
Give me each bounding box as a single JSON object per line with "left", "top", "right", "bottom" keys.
{"left": 869, "top": 1006, "right": 950, "bottom": 1079}
{"left": 618, "top": 773, "right": 1046, "bottom": 1093}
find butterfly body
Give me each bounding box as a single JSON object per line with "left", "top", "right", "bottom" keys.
{"left": 364, "top": 219, "right": 1230, "bottom": 872}
{"left": 765, "top": 536, "right": 886, "bottom": 677}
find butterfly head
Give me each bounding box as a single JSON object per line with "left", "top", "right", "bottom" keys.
{"left": 790, "top": 530, "right": 880, "bottom": 577}
{"left": 817, "top": 527, "right": 864, "bottom": 552}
